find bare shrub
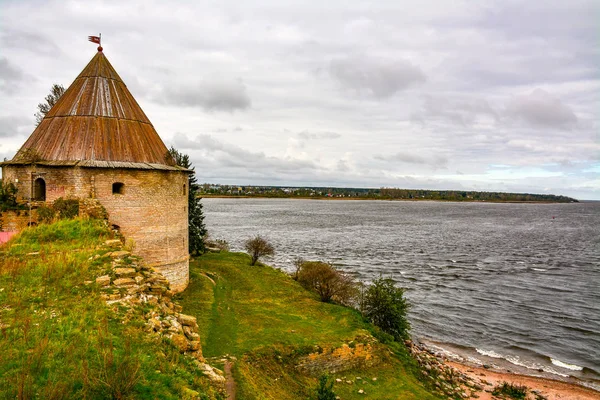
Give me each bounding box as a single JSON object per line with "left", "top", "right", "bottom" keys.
{"left": 291, "top": 258, "right": 305, "bottom": 281}
{"left": 297, "top": 261, "right": 358, "bottom": 305}
{"left": 244, "top": 235, "right": 274, "bottom": 265}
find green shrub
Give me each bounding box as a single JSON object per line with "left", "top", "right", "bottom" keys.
{"left": 53, "top": 198, "right": 79, "bottom": 219}
{"left": 297, "top": 260, "right": 357, "bottom": 305}
{"left": 0, "top": 180, "right": 21, "bottom": 211}
{"left": 492, "top": 382, "right": 528, "bottom": 399}
{"left": 36, "top": 198, "right": 80, "bottom": 224}
{"left": 315, "top": 374, "right": 336, "bottom": 400}
{"left": 362, "top": 277, "right": 410, "bottom": 341}
{"left": 36, "top": 204, "right": 56, "bottom": 223}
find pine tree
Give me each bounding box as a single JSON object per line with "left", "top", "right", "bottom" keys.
{"left": 168, "top": 146, "right": 207, "bottom": 255}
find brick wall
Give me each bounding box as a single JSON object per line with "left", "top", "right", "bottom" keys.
{"left": 2, "top": 164, "right": 190, "bottom": 292}
{"left": 0, "top": 210, "right": 35, "bottom": 232}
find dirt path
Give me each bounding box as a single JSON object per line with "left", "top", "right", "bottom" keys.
{"left": 200, "top": 272, "right": 216, "bottom": 286}
{"left": 224, "top": 361, "right": 236, "bottom": 400}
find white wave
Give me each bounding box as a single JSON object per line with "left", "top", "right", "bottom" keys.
{"left": 426, "top": 343, "right": 462, "bottom": 360}
{"left": 476, "top": 348, "right": 504, "bottom": 358}
{"left": 532, "top": 268, "right": 547, "bottom": 272}
{"left": 476, "top": 349, "right": 569, "bottom": 377}
{"left": 551, "top": 358, "right": 583, "bottom": 371}
{"left": 450, "top": 259, "right": 457, "bottom": 263}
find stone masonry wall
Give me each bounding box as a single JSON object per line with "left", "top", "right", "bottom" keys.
{"left": 296, "top": 337, "right": 383, "bottom": 376}
{"left": 2, "top": 165, "right": 189, "bottom": 292}
{"left": 0, "top": 210, "right": 35, "bottom": 232}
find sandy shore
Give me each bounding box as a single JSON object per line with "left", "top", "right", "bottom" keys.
{"left": 407, "top": 340, "right": 599, "bottom": 399}
{"left": 448, "top": 360, "right": 600, "bottom": 399}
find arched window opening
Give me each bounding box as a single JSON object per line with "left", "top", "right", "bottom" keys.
{"left": 33, "top": 178, "right": 46, "bottom": 201}
{"left": 112, "top": 182, "right": 125, "bottom": 195}
{"left": 183, "top": 183, "right": 187, "bottom": 196}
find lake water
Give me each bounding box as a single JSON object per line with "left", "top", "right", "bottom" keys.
{"left": 202, "top": 198, "right": 600, "bottom": 388}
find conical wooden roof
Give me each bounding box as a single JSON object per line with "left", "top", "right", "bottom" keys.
{"left": 7, "top": 49, "right": 178, "bottom": 169}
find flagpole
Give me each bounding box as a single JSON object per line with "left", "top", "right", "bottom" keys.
{"left": 99, "top": 33, "right": 101, "bottom": 47}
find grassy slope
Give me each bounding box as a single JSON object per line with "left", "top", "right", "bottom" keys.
{"left": 0, "top": 219, "right": 219, "bottom": 399}
{"left": 178, "top": 252, "right": 441, "bottom": 400}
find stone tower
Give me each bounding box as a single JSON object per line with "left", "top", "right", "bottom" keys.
{"left": 1, "top": 48, "right": 190, "bottom": 292}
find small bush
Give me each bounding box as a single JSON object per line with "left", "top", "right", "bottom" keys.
{"left": 315, "top": 374, "right": 336, "bottom": 400}
{"left": 35, "top": 198, "right": 80, "bottom": 224}
{"left": 0, "top": 180, "right": 22, "bottom": 211}
{"left": 53, "top": 198, "right": 79, "bottom": 219}
{"left": 36, "top": 204, "right": 56, "bottom": 223}
{"left": 492, "top": 382, "right": 528, "bottom": 399}
{"left": 244, "top": 235, "right": 274, "bottom": 266}
{"left": 297, "top": 261, "right": 358, "bottom": 305}
{"left": 362, "top": 277, "right": 410, "bottom": 341}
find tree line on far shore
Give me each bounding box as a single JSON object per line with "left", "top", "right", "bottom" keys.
{"left": 199, "top": 184, "right": 578, "bottom": 203}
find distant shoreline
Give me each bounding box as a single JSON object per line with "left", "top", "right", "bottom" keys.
{"left": 199, "top": 194, "right": 567, "bottom": 204}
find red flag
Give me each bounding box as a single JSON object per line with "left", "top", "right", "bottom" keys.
{"left": 88, "top": 36, "right": 101, "bottom": 44}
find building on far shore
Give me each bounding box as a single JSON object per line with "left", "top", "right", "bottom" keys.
{"left": 0, "top": 46, "right": 191, "bottom": 292}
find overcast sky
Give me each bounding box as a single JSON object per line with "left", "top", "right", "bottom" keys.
{"left": 1, "top": 0, "right": 598, "bottom": 199}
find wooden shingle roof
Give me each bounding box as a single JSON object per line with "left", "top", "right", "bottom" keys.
{"left": 5, "top": 49, "right": 179, "bottom": 169}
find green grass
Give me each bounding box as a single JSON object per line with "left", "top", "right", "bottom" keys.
{"left": 178, "top": 252, "right": 441, "bottom": 400}
{"left": 0, "top": 220, "right": 442, "bottom": 399}
{"left": 178, "top": 253, "right": 369, "bottom": 358}
{"left": 0, "top": 219, "right": 220, "bottom": 399}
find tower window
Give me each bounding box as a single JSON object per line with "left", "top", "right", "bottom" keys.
{"left": 112, "top": 182, "right": 125, "bottom": 195}
{"left": 33, "top": 178, "right": 46, "bottom": 201}
{"left": 183, "top": 183, "right": 187, "bottom": 196}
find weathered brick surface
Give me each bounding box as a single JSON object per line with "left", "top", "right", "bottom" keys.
{"left": 0, "top": 210, "right": 35, "bottom": 231}
{"left": 2, "top": 165, "right": 189, "bottom": 292}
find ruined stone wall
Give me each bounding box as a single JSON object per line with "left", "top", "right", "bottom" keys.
{"left": 0, "top": 210, "right": 35, "bottom": 232}
{"left": 1, "top": 165, "right": 189, "bottom": 292}
{"left": 296, "top": 339, "right": 383, "bottom": 375}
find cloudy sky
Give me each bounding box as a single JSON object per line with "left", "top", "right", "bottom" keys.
{"left": 1, "top": 0, "right": 598, "bottom": 199}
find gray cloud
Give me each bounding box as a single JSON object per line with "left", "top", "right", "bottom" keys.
{"left": 297, "top": 131, "right": 341, "bottom": 140}
{"left": 374, "top": 151, "right": 449, "bottom": 169}
{"left": 162, "top": 79, "right": 251, "bottom": 112}
{"left": 0, "top": 57, "right": 25, "bottom": 94}
{"left": 1, "top": 31, "right": 62, "bottom": 56}
{"left": 0, "top": 116, "right": 31, "bottom": 138}
{"left": 328, "top": 55, "right": 426, "bottom": 98}
{"left": 172, "top": 133, "right": 317, "bottom": 174}
{"left": 411, "top": 96, "right": 498, "bottom": 126}
{"left": 504, "top": 89, "right": 578, "bottom": 128}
